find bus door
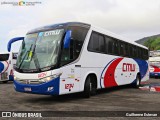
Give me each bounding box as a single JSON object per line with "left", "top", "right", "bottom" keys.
{"left": 59, "top": 65, "right": 81, "bottom": 95}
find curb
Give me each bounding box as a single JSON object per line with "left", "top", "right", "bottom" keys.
{"left": 139, "top": 84, "right": 160, "bottom": 92}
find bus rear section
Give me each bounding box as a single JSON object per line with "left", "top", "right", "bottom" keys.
{"left": 150, "top": 65, "right": 160, "bottom": 78}
{"left": 149, "top": 57, "right": 160, "bottom": 78}
{"left": 0, "top": 52, "right": 17, "bottom": 83}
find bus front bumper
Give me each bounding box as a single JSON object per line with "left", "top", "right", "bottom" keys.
{"left": 14, "top": 77, "right": 60, "bottom": 95}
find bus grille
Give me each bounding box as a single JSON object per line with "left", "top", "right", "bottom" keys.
{"left": 15, "top": 79, "right": 45, "bottom": 85}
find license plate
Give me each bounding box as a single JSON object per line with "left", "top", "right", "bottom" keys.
{"left": 24, "top": 87, "right": 31, "bottom": 92}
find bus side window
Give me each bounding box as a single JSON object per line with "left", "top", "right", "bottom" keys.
{"left": 108, "top": 38, "right": 113, "bottom": 54}
{"left": 129, "top": 45, "right": 132, "bottom": 58}
{"left": 88, "top": 32, "right": 99, "bottom": 52}
{"left": 60, "top": 26, "right": 88, "bottom": 66}
{"left": 98, "top": 35, "right": 105, "bottom": 53}
{"left": 0, "top": 54, "right": 9, "bottom": 61}
{"left": 123, "top": 42, "right": 127, "bottom": 57}
{"left": 114, "top": 39, "right": 119, "bottom": 55}
{"left": 88, "top": 32, "right": 106, "bottom": 53}
{"left": 105, "top": 36, "right": 110, "bottom": 53}
{"left": 119, "top": 41, "right": 124, "bottom": 56}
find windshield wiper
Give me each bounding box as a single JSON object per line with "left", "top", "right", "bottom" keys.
{"left": 18, "top": 44, "right": 33, "bottom": 69}
{"left": 18, "top": 44, "right": 41, "bottom": 72}
{"left": 32, "top": 46, "right": 41, "bottom": 72}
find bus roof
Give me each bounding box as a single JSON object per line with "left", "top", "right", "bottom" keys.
{"left": 27, "top": 22, "right": 91, "bottom": 34}
{"left": 27, "top": 22, "right": 147, "bottom": 49}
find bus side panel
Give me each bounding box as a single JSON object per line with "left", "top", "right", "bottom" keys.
{"left": 80, "top": 52, "right": 149, "bottom": 90}
{"left": 59, "top": 65, "right": 81, "bottom": 95}
{"left": 0, "top": 61, "right": 9, "bottom": 81}
{"left": 134, "top": 59, "right": 149, "bottom": 82}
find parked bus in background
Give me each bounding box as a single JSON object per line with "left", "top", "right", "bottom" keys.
{"left": 11, "top": 22, "right": 149, "bottom": 98}
{"left": 149, "top": 57, "right": 160, "bottom": 78}
{"left": 0, "top": 52, "right": 18, "bottom": 83}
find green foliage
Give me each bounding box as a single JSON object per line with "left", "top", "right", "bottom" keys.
{"left": 144, "top": 37, "right": 160, "bottom": 50}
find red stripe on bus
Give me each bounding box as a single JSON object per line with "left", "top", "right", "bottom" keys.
{"left": 104, "top": 58, "right": 123, "bottom": 88}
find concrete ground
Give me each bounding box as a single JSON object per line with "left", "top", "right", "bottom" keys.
{"left": 0, "top": 78, "right": 160, "bottom": 120}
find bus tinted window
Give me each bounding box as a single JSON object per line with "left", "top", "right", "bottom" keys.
{"left": 88, "top": 32, "right": 105, "bottom": 53}
{"left": 99, "top": 35, "right": 105, "bottom": 52}
{"left": 114, "top": 39, "right": 119, "bottom": 55}
{"left": 0, "top": 54, "right": 9, "bottom": 61}
{"left": 60, "top": 26, "right": 89, "bottom": 66}
{"left": 105, "top": 36, "right": 111, "bottom": 53}
{"left": 87, "top": 31, "right": 148, "bottom": 60}
{"left": 108, "top": 38, "right": 114, "bottom": 54}
{"left": 120, "top": 41, "right": 125, "bottom": 56}
{"left": 88, "top": 32, "right": 99, "bottom": 51}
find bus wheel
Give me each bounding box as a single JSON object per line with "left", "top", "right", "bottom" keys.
{"left": 83, "top": 76, "right": 97, "bottom": 98}
{"left": 2, "top": 81, "right": 8, "bottom": 83}
{"left": 135, "top": 75, "right": 141, "bottom": 88}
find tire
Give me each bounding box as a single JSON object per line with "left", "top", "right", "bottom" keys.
{"left": 2, "top": 81, "right": 8, "bottom": 83}
{"left": 134, "top": 75, "right": 141, "bottom": 88}
{"left": 83, "top": 76, "right": 97, "bottom": 98}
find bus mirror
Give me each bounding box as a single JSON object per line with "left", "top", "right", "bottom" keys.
{"left": 63, "top": 30, "right": 72, "bottom": 49}
{"left": 7, "top": 37, "right": 24, "bottom": 52}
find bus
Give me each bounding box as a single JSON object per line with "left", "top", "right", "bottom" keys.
{"left": 0, "top": 52, "right": 18, "bottom": 83}
{"left": 149, "top": 57, "right": 160, "bottom": 78}
{"left": 12, "top": 22, "right": 149, "bottom": 97}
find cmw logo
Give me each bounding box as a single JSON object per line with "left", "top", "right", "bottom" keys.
{"left": 44, "top": 30, "right": 61, "bottom": 36}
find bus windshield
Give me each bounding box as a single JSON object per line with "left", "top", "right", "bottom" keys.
{"left": 16, "top": 29, "right": 64, "bottom": 72}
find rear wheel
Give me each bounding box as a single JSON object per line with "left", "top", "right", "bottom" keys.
{"left": 83, "top": 76, "right": 97, "bottom": 98}
{"left": 135, "top": 74, "right": 141, "bottom": 88}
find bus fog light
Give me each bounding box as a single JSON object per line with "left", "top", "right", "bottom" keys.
{"left": 48, "top": 87, "right": 54, "bottom": 91}
{"left": 46, "top": 77, "right": 51, "bottom": 81}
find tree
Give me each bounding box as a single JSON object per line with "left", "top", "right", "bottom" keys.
{"left": 144, "top": 37, "right": 160, "bottom": 50}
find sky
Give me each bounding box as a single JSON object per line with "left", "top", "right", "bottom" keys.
{"left": 0, "top": 0, "right": 160, "bottom": 52}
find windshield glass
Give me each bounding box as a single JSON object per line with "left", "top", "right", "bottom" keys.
{"left": 16, "top": 29, "right": 64, "bottom": 71}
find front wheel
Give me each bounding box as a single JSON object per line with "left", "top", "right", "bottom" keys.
{"left": 83, "top": 76, "right": 97, "bottom": 98}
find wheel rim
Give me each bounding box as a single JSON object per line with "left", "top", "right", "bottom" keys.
{"left": 137, "top": 77, "right": 140, "bottom": 86}
{"left": 90, "top": 83, "right": 92, "bottom": 92}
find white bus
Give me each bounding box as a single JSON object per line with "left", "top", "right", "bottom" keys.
{"left": 0, "top": 52, "right": 18, "bottom": 83}
{"left": 12, "top": 22, "right": 149, "bottom": 97}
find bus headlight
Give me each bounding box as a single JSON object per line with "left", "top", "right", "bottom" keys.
{"left": 14, "top": 76, "right": 21, "bottom": 81}
{"left": 40, "top": 73, "right": 62, "bottom": 82}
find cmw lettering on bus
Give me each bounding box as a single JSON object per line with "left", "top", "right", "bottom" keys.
{"left": 44, "top": 30, "right": 61, "bottom": 36}
{"left": 122, "top": 63, "right": 136, "bottom": 72}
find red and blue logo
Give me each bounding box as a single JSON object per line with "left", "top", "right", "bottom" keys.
{"left": 0, "top": 61, "right": 9, "bottom": 74}
{"left": 100, "top": 58, "right": 148, "bottom": 88}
